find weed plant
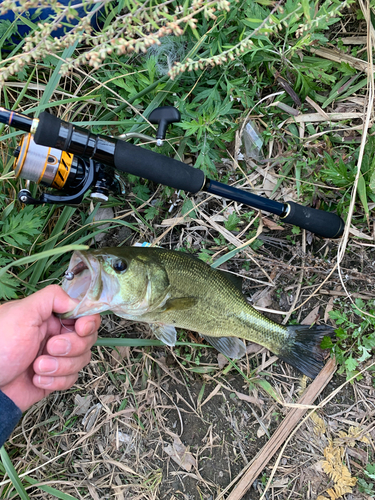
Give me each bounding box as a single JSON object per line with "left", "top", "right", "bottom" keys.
{"left": 0, "top": 1, "right": 375, "bottom": 497}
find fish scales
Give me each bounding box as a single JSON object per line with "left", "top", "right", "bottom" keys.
{"left": 61, "top": 246, "right": 335, "bottom": 378}
{"left": 148, "top": 249, "right": 288, "bottom": 353}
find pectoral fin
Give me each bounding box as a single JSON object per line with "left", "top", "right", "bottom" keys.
{"left": 162, "top": 297, "right": 197, "bottom": 312}
{"left": 150, "top": 323, "right": 177, "bottom": 346}
{"left": 201, "top": 335, "right": 246, "bottom": 359}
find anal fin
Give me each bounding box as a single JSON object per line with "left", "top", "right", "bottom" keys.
{"left": 150, "top": 323, "right": 177, "bottom": 347}
{"left": 201, "top": 335, "right": 246, "bottom": 359}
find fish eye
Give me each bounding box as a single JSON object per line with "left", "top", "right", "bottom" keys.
{"left": 113, "top": 259, "right": 127, "bottom": 273}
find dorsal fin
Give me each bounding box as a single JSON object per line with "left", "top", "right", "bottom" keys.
{"left": 217, "top": 269, "right": 243, "bottom": 291}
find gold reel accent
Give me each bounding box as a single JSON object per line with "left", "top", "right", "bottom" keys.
{"left": 14, "top": 134, "right": 73, "bottom": 189}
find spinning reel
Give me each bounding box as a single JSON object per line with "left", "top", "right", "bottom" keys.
{"left": 0, "top": 105, "right": 345, "bottom": 238}
{"left": 11, "top": 106, "right": 181, "bottom": 205}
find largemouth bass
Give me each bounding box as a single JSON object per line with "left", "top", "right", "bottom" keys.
{"left": 61, "top": 247, "right": 334, "bottom": 378}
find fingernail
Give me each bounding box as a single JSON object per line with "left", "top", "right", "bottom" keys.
{"left": 37, "top": 376, "right": 54, "bottom": 387}
{"left": 84, "top": 321, "right": 97, "bottom": 336}
{"left": 39, "top": 357, "right": 58, "bottom": 374}
{"left": 50, "top": 338, "right": 71, "bottom": 355}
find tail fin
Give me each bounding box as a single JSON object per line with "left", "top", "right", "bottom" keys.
{"left": 278, "top": 325, "right": 334, "bottom": 379}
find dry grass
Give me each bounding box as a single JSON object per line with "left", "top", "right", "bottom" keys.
{"left": 2, "top": 4, "right": 375, "bottom": 500}
{"left": 2, "top": 200, "right": 375, "bottom": 499}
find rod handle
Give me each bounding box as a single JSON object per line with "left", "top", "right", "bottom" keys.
{"left": 282, "top": 201, "right": 344, "bottom": 238}
{"left": 34, "top": 111, "right": 206, "bottom": 194}
{"left": 113, "top": 138, "right": 205, "bottom": 193}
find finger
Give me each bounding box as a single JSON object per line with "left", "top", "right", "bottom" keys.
{"left": 33, "top": 351, "right": 92, "bottom": 377}
{"left": 21, "top": 285, "right": 79, "bottom": 324}
{"left": 74, "top": 314, "right": 101, "bottom": 337}
{"left": 33, "top": 373, "right": 79, "bottom": 391}
{"left": 45, "top": 329, "right": 98, "bottom": 357}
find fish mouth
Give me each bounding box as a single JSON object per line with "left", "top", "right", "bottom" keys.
{"left": 60, "top": 250, "right": 108, "bottom": 319}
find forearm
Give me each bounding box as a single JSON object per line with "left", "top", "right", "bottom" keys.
{"left": 0, "top": 390, "right": 22, "bottom": 448}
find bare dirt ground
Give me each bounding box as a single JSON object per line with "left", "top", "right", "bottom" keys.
{"left": 3, "top": 228, "right": 375, "bottom": 500}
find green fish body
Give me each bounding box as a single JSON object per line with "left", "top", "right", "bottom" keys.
{"left": 61, "top": 247, "right": 333, "bottom": 378}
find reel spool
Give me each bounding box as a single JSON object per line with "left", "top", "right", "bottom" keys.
{"left": 13, "top": 134, "right": 85, "bottom": 190}
{"left": 12, "top": 134, "right": 100, "bottom": 205}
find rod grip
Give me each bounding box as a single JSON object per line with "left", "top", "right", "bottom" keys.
{"left": 34, "top": 112, "right": 206, "bottom": 194}
{"left": 282, "top": 201, "right": 344, "bottom": 238}
{"left": 113, "top": 139, "right": 205, "bottom": 193}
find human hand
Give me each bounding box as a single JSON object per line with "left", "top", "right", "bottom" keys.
{"left": 0, "top": 285, "right": 100, "bottom": 412}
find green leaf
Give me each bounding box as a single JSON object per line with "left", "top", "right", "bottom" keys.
{"left": 144, "top": 205, "right": 159, "bottom": 221}
{"left": 132, "top": 183, "right": 151, "bottom": 202}
{"left": 357, "top": 172, "right": 369, "bottom": 221}
{"left": 365, "top": 463, "right": 375, "bottom": 479}
{"left": 0, "top": 446, "right": 30, "bottom": 500}
{"left": 369, "top": 156, "right": 375, "bottom": 193}
{"left": 321, "top": 336, "right": 334, "bottom": 349}
{"left": 181, "top": 198, "right": 197, "bottom": 218}
{"left": 301, "top": 0, "right": 311, "bottom": 21}
{"left": 254, "top": 378, "right": 282, "bottom": 404}
{"left": 357, "top": 345, "right": 371, "bottom": 363}
{"left": 344, "top": 356, "right": 358, "bottom": 372}
{"left": 0, "top": 273, "right": 19, "bottom": 299}
{"left": 23, "top": 476, "right": 79, "bottom": 500}
{"left": 225, "top": 213, "right": 241, "bottom": 231}
{"left": 0, "top": 205, "right": 47, "bottom": 250}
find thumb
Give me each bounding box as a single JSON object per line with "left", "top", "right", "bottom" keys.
{"left": 22, "top": 285, "right": 79, "bottom": 322}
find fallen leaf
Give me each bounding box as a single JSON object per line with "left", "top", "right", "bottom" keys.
{"left": 117, "top": 432, "right": 133, "bottom": 445}
{"left": 306, "top": 231, "right": 313, "bottom": 245}
{"left": 218, "top": 353, "right": 228, "bottom": 369}
{"left": 262, "top": 217, "right": 284, "bottom": 231}
{"left": 324, "top": 296, "right": 334, "bottom": 323}
{"left": 164, "top": 436, "right": 196, "bottom": 471}
{"left": 246, "top": 343, "right": 263, "bottom": 354}
{"left": 262, "top": 171, "right": 278, "bottom": 195}
{"left": 253, "top": 289, "right": 273, "bottom": 309}
{"left": 349, "top": 226, "right": 373, "bottom": 240}
{"left": 271, "top": 476, "right": 289, "bottom": 487}
{"left": 101, "top": 395, "right": 120, "bottom": 404}
{"left": 92, "top": 207, "right": 114, "bottom": 243}
{"left": 74, "top": 395, "right": 92, "bottom": 415}
{"left": 111, "top": 346, "right": 130, "bottom": 365}
{"left": 301, "top": 305, "right": 320, "bottom": 325}
{"left": 257, "top": 426, "right": 266, "bottom": 438}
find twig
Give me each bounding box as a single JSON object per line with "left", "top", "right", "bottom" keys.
{"left": 216, "top": 358, "right": 337, "bottom": 500}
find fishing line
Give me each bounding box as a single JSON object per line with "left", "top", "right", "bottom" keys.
{"left": 59, "top": 318, "right": 73, "bottom": 332}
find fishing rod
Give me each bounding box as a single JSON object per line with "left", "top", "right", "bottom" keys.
{"left": 0, "top": 106, "right": 344, "bottom": 238}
